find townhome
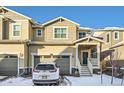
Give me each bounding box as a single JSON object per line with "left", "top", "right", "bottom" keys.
{"left": 0, "top": 7, "right": 113, "bottom": 77}
{"left": 94, "top": 27, "right": 124, "bottom": 67}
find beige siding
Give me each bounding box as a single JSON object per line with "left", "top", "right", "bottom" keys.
{"left": 44, "top": 20, "right": 77, "bottom": 42}
{"left": 0, "top": 17, "right": 3, "bottom": 40}
{"left": 8, "top": 20, "right": 29, "bottom": 40}
{"left": 29, "top": 45, "right": 76, "bottom": 67}
{"left": 0, "top": 11, "right": 27, "bottom": 20}
{"left": 32, "top": 28, "right": 44, "bottom": 41}
{"left": 0, "top": 44, "right": 27, "bottom": 67}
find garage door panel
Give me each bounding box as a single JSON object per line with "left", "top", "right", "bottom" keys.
{"left": 54, "top": 55, "right": 70, "bottom": 75}
{"left": 0, "top": 58, "right": 18, "bottom": 76}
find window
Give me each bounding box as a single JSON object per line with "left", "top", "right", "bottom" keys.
{"left": 54, "top": 27, "right": 68, "bottom": 39}
{"left": 106, "top": 34, "right": 109, "bottom": 43}
{"left": 114, "top": 31, "right": 119, "bottom": 40}
{"left": 78, "top": 32, "right": 86, "bottom": 39}
{"left": 12, "top": 24, "right": 21, "bottom": 36}
{"left": 36, "top": 29, "right": 42, "bottom": 37}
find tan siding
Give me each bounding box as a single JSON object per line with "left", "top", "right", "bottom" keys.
{"left": 44, "top": 20, "right": 77, "bottom": 42}
{"left": 29, "top": 45, "right": 76, "bottom": 67}
{"left": 0, "top": 44, "right": 26, "bottom": 67}
{"left": 0, "top": 17, "right": 3, "bottom": 40}
{"left": 32, "top": 28, "right": 44, "bottom": 41}
{"left": 9, "top": 20, "right": 29, "bottom": 40}
{"left": 0, "top": 11, "right": 27, "bottom": 20}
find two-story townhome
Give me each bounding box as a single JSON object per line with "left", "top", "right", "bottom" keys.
{"left": 0, "top": 7, "right": 104, "bottom": 76}
{"left": 94, "top": 27, "right": 124, "bottom": 67}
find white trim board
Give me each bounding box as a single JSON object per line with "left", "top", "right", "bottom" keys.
{"left": 42, "top": 16, "right": 80, "bottom": 26}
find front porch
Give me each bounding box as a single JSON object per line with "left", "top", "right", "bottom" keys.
{"left": 76, "top": 44, "right": 100, "bottom": 76}
{"left": 74, "top": 36, "right": 103, "bottom": 76}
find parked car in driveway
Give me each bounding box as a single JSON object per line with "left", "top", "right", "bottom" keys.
{"left": 32, "top": 62, "right": 60, "bottom": 85}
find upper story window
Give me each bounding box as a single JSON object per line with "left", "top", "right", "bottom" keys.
{"left": 78, "top": 32, "right": 86, "bottom": 39}
{"left": 36, "top": 29, "right": 42, "bottom": 37}
{"left": 106, "top": 34, "right": 110, "bottom": 43}
{"left": 113, "top": 31, "right": 119, "bottom": 40}
{"left": 12, "top": 23, "right": 21, "bottom": 37}
{"left": 53, "top": 27, "right": 68, "bottom": 39}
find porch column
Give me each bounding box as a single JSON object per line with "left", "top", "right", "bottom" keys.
{"left": 97, "top": 44, "right": 100, "bottom": 67}
{"left": 76, "top": 44, "right": 78, "bottom": 67}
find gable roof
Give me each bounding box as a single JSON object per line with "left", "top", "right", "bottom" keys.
{"left": 74, "top": 36, "right": 105, "bottom": 43}
{"left": 0, "top": 6, "right": 36, "bottom": 24}
{"left": 42, "top": 16, "right": 80, "bottom": 26}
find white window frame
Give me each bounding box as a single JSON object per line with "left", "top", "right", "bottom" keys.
{"left": 36, "top": 29, "right": 43, "bottom": 37}
{"left": 78, "top": 32, "right": 86, "bottom": 39}
{"left": 12, "top": 23, "right": 21, "bottom": 37}
{"left": 113, "top": 31, "right": 119, "bottom": 40}
{"left": 53, "top": 26, "right": 68, "bottom": 39}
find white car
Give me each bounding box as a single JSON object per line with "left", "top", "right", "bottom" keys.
{"left": 32, "top": 63, "right": 60, "bottom": 85}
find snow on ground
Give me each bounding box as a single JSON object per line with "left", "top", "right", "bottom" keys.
{"left": 66, "top": 74, "right": 124, "bottom": 86}
{"left": 0, "top": 77, "right": 33, "bottom": 86}
{"left": 0, "top": 77, "right": 66, "bottom": 86}
{"left": 0, "top": 74, "right": 124, "bottom": 86}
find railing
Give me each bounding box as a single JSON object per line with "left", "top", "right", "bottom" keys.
{"left": 89, "top": 58, "right": 98, "bottom": 67}
{"left": 88, "top": 58, "right": 93, "bottom": 75}
{"left": 77, "top": 58, "right": 81, "bottom": 74}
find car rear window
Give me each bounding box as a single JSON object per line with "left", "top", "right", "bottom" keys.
{"left": 35, "top": 64, "right": 55, "bottom": 70}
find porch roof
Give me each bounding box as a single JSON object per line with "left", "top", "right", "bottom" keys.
{"left": 73, "top": 36, "right": 105, "bottom": 44}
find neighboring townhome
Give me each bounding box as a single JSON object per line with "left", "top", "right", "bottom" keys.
{"left": 94, "top": 27, "right": 124, "bottom": 67}
{"left": 0, "top": 7, "right": 104, "bottom": 77}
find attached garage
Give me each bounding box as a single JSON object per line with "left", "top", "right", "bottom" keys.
{"left": 0, "top": 55, "right": 18, "bottom": 76}
{"left": 33, "top": 54, "right": 72, "bottom": 75}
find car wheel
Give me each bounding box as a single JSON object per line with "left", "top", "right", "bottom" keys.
{"left": 33, "top": 83, "right": 39, "bottom": 86}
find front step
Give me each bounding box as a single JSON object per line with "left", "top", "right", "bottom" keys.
{"left": 80, "top": 66, "right": 92, "bottom": 76}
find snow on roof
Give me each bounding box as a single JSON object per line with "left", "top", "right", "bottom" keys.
{"left": 98, "top": 27, "right": 124, "bottom": 31}
{"left": 104, "top": 27, "right": 124, "bottom": 30}
{"left": 79, "top": 27, "right": 93, "bottom": 30}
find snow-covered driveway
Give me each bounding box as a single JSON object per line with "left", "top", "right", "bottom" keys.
{"left": 66, "top": 74, "right": 124, "bottom": 86}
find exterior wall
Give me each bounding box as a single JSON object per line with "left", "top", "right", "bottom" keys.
{"left": 44, "top": 20, "right": 77, "bottom": 42}
{"left": 29, "top": 45, "right": 76, "bottom": 67}
{"left": 8, "top": 20, "right": 30, "bottom": 40}
{"left": 0, "top": 44, "right": 26, "bottom": 68}
{"left": 96, "top": 30, "right": 124, "bottom": 51}
{"left": 32, "top": 28, "right": 44, "bottom": 41}
{"left": 0, "top": 17, "right": 3, "bottom": 40}
{"left": 0, "top": 11, "right": 31, "bottom": 40}
{"left": 0, "top": 10, "right": 27, "bottom": 20}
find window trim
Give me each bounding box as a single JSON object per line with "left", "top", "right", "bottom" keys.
{"left": 113, "top": 31, "right": 119, "bottom": 40}
{"left": 12, "top": 23, "right": 22, "bottom": 37}
{"left": 53, "top": 26, "right": 68, "bottom": 39}
{"left": 78, "top": 32, "right": 86, "bottom": 39}
{"left": 36, "top": 29, "right": 43, "bottom": 37}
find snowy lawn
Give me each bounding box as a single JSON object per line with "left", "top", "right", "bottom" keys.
{"left": 0, "top": 77, "right": 33, "bottom": 86}
{"left": 65, "top": 74, "right": 124, "bottom": 86}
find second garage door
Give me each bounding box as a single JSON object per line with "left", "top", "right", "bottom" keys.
{"left": 0, "top": 55, "right": 18, "bottom": 76}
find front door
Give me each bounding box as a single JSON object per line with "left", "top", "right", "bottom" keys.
{"left": 82, "top": 52, "right": 88, "bottom": 65}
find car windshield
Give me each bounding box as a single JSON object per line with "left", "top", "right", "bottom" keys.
{"left": 35, "top": 64, "right": 55, "bottom": 70}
